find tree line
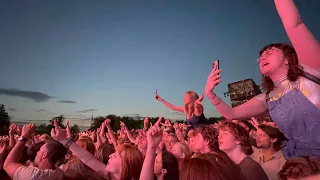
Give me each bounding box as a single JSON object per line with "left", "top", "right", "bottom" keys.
{"left": 0, "top": 104, "right": 223, "bottom": 135}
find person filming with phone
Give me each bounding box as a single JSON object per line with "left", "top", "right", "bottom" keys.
{"left": 154, "top": 89, "right": 208, "bottom": 129}
{"left": 205, "top": 0, "right": 320, "bottom": 159}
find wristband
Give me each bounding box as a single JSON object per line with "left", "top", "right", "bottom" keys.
{"left": 207, "top": 93, "right": 217, "bottom": 100}
{"left": 64, "top": 139, "right": 74, "bottom": 149}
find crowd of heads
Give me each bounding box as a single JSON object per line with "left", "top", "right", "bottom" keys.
{"left": 0, "top": 114, "right": 319, "bottom": 180}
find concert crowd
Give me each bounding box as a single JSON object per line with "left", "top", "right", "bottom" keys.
{"left": 1, "top": 0, "right": 320, "bottom": 179}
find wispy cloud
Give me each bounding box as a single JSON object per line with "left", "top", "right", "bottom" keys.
{"left": 37, "top": 109, "right": 47, "bottom": 112}
{"left": 0, "top": 88, "right": 52, "bottom": 102}
{"left": 76, "top": 109, "right": 98, "bottom": 113}
{"left": 171, "top": 112, "right": 185, "bottom": 116}
{"left": 57, "top": 100, "right": 76, "bottom": 104}
{"left": 8, "top": 108, "right": 18, "bottom": 111}
{"left": 66, "top": 114, "right": 87, "bottom": 118}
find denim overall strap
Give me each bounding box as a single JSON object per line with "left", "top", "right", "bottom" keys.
{"left": 267, "top": 88, "right": 320, "bottom": 159}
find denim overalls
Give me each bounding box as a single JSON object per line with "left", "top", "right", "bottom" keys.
{"left": 267, "top": 83, "right": 320, "bottom": 159}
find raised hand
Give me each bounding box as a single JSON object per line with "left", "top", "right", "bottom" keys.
{"left": 51, "top": 120, "right": 68, "bottom": 142}
{"left": 155, "top": 117, "right": 164, "bottom": 127}
{"left": 173, "top": 122, "right": 179, "bottom": 129}
{"left": 143, "top": 117, "right": 149, "bottom": 124}
{"left": 165, "top": 119, "right": 172, "bottom": 127}
{"left": 9, "top": 124, "right": 17, "bottom": 136}
{"left": 154, "top": 89, "right": 161, "bottom": 101}
{"left": 205, "top": 60, "right": 222, "bottom": 94}
{"left": 250, "top": 117, "right": 260, "bottom": 129}
{"left": 146, "top": 125, "right": 163, "bottom": 150}
{"left": 195, "top": 93, "right": 205, "bottom": 104}
{"left": 21, "top": 124, "right": 36, "bottom": 139}
{"left": 104, "top": 118, "right": 111, "bottom": 125}
{"left": 120, "top": 121, "right": 128, "bottom": 131}
{"left": 66, "top": 120, "right": 71, "bottom": 138}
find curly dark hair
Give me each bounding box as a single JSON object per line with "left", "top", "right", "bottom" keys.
{"left": 220, "top": 122, "right": 253, "bottom": 155}
{"left": 198, "top": 125, "right": 219, "bottom": 152}
{"left": 259, "top": 43, "right": 303, "bottom": 97}
{"left": 278, "top": 156, "right": 320, "bottom": 180}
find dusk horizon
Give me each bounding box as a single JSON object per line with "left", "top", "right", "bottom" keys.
{"left": 1, "top": 0, "right": 319, "bottom": 129}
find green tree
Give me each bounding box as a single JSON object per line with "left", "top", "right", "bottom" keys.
{"left": 49, "top": 115, "right": 65, "bottom": 128}
{"left": 36, "top": 123, "right": 51, "bottom": 135}
{"left": 70, "top": 124, "right": 80, "bottom": 133}
{"left": 90, "top": 116, "right": 106, "bottom": 131}
{"left": 36, "top": 115, "right": 66, "bottom": 135}
{"left": 0, "top": 104, "right": 11, "bottom": 135}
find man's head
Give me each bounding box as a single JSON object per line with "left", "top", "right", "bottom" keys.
{"left": 256, "top": 125, "right": 285, "bottom": 151}
{"left": 193, "top": 125, "right": 219, "bottom": 153}
{"left": 218, "top": 122, "right": 253, "bottom": 155}
{"left": 34, "top": 140, "right": 67, "bottom": 168}
{"left": 165, "top": 134, "right": 178, "bottom": 152}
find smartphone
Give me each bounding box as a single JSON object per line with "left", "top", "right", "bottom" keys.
{"left": 213, "top": 60, "right": 219, "bottom": 70}
{"left": 216, "top": 60, "right": 220, "bottom": 70}
{"left": 155, "top": 89, "right": 159, "bottom": 100}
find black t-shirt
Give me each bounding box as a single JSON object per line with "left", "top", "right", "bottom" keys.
{"left": 238, "top": 156, "right": 269, "bottom": 180}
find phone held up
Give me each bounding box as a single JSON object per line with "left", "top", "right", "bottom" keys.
{"left": 215, "top": 60, "right": 219, "bottom": 70}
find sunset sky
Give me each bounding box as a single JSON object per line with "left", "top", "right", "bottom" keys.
{"left": 1, "top": 0, "right": 319, "bottom": 129}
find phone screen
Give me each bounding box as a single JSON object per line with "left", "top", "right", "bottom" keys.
{"left": 213, "top": 60, "right": 219, "bottom": 70}
{"left": 216, "top": 60, "right": 220, "bottom": 70}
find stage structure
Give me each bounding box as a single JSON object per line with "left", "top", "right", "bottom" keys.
{"left": 224, "top": 79, "right": 271, "bottom": 121}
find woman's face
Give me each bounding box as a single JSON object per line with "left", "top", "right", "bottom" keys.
{"left": 138, "top": 136, "right": 148, "bottom": 151}
{"left": 188, "top": 137, "right": 196, "bottom": 152}
{"left": 154, "top": 153, "right": 163, "bottom": 175}
{"left": 171, "top": 143, "right": 184, "bottom": 159}
{"left": 184, "top": 93, "right": 192, "bottom": 104}
{"left": 106, "top": 151, "right": 122, "bottom": 174}
{"left": 259, "top": 47, "right": 287, "bottom": 76}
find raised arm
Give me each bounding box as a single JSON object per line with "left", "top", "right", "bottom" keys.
{"left": 51, "top": 121, "right": 108, "bottom": 177}
{"left": 140, "top": 125, "right": 163, "bottom": 180}
{"left": 155, "top": 94, "right": 185, "bottom": 113}
{"left": 207, "top": 92, "right": 267, "bottom": 120}
{"left": 274, "top": 0, "right": 320, "bottom": 69}
{"left": 205, "top": 61, "right": 268, "bottom": 120}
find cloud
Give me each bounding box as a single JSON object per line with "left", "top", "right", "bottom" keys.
{"left": 8, "top": 108, "right": 18, "bottom": 111}
{"left": 76, "top": 109, "right": 98, "bottom": 113}
{"left": 0, "top": 88, "right": 52, "bottom": 102}
{"left": 57, "top": 100, "right": 76, "bottom": 104}
{"left": 37, "top": 109, "right": 47, "bottom": 112}
{"left": 171, "top": 112, "right": 185, "bottom": 116}
{"left": 66, "top": 114, "right": 87, "bottom": 118}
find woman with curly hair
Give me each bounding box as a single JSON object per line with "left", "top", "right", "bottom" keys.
{"left": 205, "top": 0, "right": 320, "bottom": 159}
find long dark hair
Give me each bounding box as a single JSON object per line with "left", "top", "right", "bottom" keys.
{"left": 260, "top": 43, "right": 303, "bottom": 97}
{"left": 162, "top": 151, "right": 179, "bottom": 180}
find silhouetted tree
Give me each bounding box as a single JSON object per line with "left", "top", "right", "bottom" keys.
{"left": 36, "top": 115, "right": 66, "bottom": 135}
{"left": 49, "top": 115, "right": 65, "bottom": 128}
{"left": 71, "top": 124, "right": 80, "bottom": 133}
{"left": 37, "top": 123, "right": 51, "bottom": 135}
{"left": 90, "top": 116, "right": 106, "bottom": 131}
{"left": 0, "top": 104, "right": 11, "bottom": 135}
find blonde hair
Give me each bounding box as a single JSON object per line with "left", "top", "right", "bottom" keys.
{"left": 76, "top": 138, "right": 96, "bottom": 155}
{"left": 184, "top": 91, "right": 200, "bottom": 119}
{"left": 174, "top": 142, "right": 192, "bottom": 159}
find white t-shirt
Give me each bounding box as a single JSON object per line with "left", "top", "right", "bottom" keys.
{"left": 255, "top": 65, "right": 320, "bottom": 108}
{"left": 13, "top": 166, "right": 63, "bottom": 180}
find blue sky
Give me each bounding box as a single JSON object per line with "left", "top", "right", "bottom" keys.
{"left": 0, "top": 0, "right": 319, "bottom": 129}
